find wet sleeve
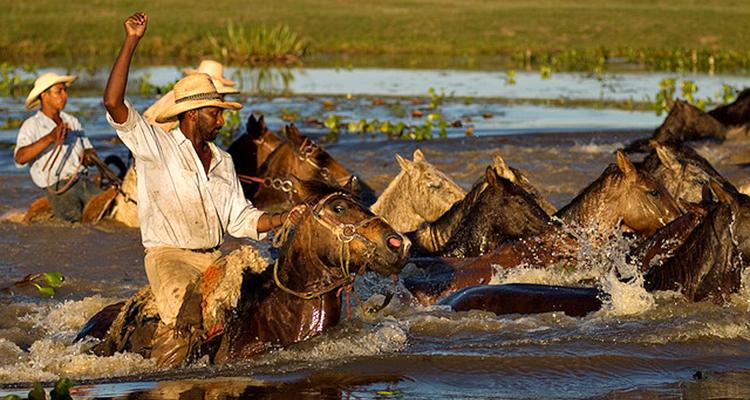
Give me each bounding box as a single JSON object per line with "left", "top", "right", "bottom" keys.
{"left": 106, "top": 100, "right": 160, "bottom": 161}
{"left": 225, "top": 159, "right": 267, "bottom": 241}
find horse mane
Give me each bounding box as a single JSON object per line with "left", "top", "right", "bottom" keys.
{"left": 284, "top": 125, "right": 333, "bottom": 167}
{"left": 646, "top": 203, "right": 743, "bottom": 302}
{"left": 555, "top": 164, "right": 624, "bottom": 222}
{"left": 296, "top": 178, "right": 354, "bottom": 205}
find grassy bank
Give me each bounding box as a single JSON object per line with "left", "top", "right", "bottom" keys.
{"left": 2, "top": 0, "right": 750, "bottom": 71}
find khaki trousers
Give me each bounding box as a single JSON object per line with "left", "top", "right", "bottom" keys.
{"left": 144, "top": 247, "right": 221, "bottom": 326}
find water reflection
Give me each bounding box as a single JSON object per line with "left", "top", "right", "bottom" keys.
{"left": 76, "top": 372, "right": 405, "bottom": 400}
{"left": 231, "top": 67, "right": 297, "bottom": 96}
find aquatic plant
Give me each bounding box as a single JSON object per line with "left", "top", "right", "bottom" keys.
{"left": 208, "top": 21, "right": 308, "bottom": 65}
{"left": 645, "top": 78, "right": 739, "bottom": 115}
{"left": 504, "top": 70, "right": 517, "bottom": 86}
{"left": 216, "top": 109, "right": 242, "bottom": 147}
{"left": 1, "top": 378, "right": 74, "bottom": 400}
{"left": 0, "top": 63, "right": 35, "bottom": 97}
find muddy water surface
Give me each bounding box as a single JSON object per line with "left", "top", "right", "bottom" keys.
{"left": 0, "top": 91, "right": 750, "bottom": 398}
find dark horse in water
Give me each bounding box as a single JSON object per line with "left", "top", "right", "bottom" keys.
{"left": 409, "top": 166, "right": 551, "bottom": 258}
{"left": 438, "top": 181, "right": 750, "bottom": 317}
{"left": 76, "top": 180, "right": 410, "bottom": 368}
{"left": 625, "top": 89, "right": 750, "bottom": 152}
{"left": 403, "top": 151, "right": 681, "bottom": 306}
{"left": 228, "top": 116, "right": 376, "bottom": 212}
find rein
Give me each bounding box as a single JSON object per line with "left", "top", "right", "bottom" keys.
{"left": 272, "top": 192, "right": 383, "bottom": 300}
{"left": 43, "top": 140, "right": 84, "bottom": 195}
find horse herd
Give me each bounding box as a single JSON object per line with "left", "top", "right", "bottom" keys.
{"left": 72, "top": 90, "right": 750, "bottom": 368}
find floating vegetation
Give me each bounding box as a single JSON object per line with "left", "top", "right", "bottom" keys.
{"left": 208, "top": 22, "right": 308, "bottom": 65}
{"left": 644, "top": 78, "right": 739, "bottom": 115}
{"left": 1, "top": 117, "right": 23, "bottom": 130}
{"left": 136, "top": 73, "right": 176, "bottom": 96}
{"left": 509, "top": 47, "right": 750, "bottom": 75}
{"left": 0, "top": 62, "right": 36, "bottom": 97}
{"left": 1, "top": 272, "right": 65, "bottom": 296}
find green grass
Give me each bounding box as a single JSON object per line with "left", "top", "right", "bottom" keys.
{"left": 1, "top": 0, "right": 750, "bottom": 71}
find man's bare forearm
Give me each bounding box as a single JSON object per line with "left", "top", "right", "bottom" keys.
{"left": 14, "top": 132, "right": 56, "bottom": 165}
{"left": 104, "top": 13, "right": 148, "bottom": 124}
{"left": 103, "top": 36, "right": 141, "bottom": 123}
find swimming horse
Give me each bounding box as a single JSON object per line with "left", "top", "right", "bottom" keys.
{"left": 76, "top": 179, "right": 410, "bottom": 368}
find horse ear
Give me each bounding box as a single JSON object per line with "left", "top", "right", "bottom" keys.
{"left": 342, "top": 175, "right": 359, "bottom": 193}
{"left": 413, "top": 148, "right": 425, "bottom": 163}
{"left": 615, "top": 150, "right": 638, "bottom": 180}
{"left": 491, "top": 152, "right": 517, "bottom": 181}
{"left": 485, "top": 166, "right": 498, "bottom": 186}
{"left": 258, "top": 114, "right": 266, "bottom": 130}
{"left": 652, "top": 141, "right": 680, "bottom": 173}
{"left": 285, "top": 124, "right": 302, "bottom": 141}
{"left": 396, "top": 153, "right": 413, "bottom": 171}
{"left": 709, "top": 180, "right": 735, "bottom": 205}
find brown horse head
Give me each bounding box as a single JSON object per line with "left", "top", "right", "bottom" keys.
{"left": 371, "top": 149, "right": 466, "bottom": 232}
{"left": 252, "top": 125, "right": 374, "bottom": 211}
{"left": 287, "top": 179, "right": 411, "bottom": 278}
{"left": 557, "top": 150, "right": 681, "bottom": 237}
{"left": 228, "top": 114, "right": 284, "bottom": 199}
{"left": 639, "top": 141, "right": 737, "bottom": 209}
{"left": 711, "top": 181, "right": 750, "bottom": 259}
{"left": 438, "top": 166, "right": 552, "bottom": 257}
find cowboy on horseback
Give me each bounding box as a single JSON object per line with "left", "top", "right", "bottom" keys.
{"left": 14, "top": 72, "right": 102, "bottom": 222}
{"left": 103, "top": 12, "right": 303, "bottom": 340}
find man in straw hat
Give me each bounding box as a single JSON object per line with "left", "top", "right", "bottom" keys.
{"left": 103, "top": 12, "right": 302, "bottom": 347}
{"left": 15, "top": 72, "right": 101, "bottom": 222}
{"left": 143, "top": 59, "right": 239, "bottom": 132}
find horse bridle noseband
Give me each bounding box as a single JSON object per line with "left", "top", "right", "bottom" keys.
{"left": 273, "top": 192, "right": 386, "bottom": 300}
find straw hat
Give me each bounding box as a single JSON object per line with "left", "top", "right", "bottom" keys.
{"left": 155, "top": 74, "right": 241, "bottom": 123}
{"left": 212, "top": 78, "right": 240, "bottom": 95}
{"left": 25, "top": 72, "right": 77, "bottom": 110}
{"left": 183, "top": 60, "right": 235, "bottom": 86}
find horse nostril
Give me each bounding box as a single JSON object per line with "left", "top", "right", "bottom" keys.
{"left": 386, "top": 235, "right": 402, "bottom": 251}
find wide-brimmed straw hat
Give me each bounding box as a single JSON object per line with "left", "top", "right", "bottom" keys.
{"left": 212, "top": 78, "right": 240, "bottom": 95}
{"left": 155, "top": 74, "right": 241, "bottom": 123}
{"left": 183, "top": 60, "right": 235, "bottom": 86}
{"left": 25, "top": 72, "right": 77, "bottom": 110}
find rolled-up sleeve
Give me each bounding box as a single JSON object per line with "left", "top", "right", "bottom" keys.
{"left": 225, "top": 168, "right": 267, "bottom": 241}
{"left": 106, "top": 100, "right": 160, "bottom": 161}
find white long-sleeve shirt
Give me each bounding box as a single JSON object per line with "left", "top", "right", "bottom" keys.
{"left": 107, "top": 101, "right": 265, "bottom": 249}
{"left": 15, "top": 111, "right": 92, "bottom": 188}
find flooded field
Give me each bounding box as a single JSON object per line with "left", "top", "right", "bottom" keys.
{"left": 0, "top": 67, "right": 749, "bottom": 398}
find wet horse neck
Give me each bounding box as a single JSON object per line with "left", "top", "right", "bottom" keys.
{"left": 650, "top": 204, "right": 744, "bottom": 302}
{"left": 414, "top": 180, "right": 489, "bottom": 253}
{"left": 281, "top": 222, "right": 347, "bottom": 289}
{"left": 371, "top": 170, "right": 423, "bottom": 232}
{"left": 556, "top": 173, "right": 626, "bottom": 238}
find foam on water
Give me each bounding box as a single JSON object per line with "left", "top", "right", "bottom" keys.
{"left": 571, "top": 141, "right": 625, "bottom": 155}
{"left": 0, "top": 296, "right": 155, "bottom": 383}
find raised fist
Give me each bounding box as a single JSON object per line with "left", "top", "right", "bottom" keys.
{"left": 124, "top": 12, "right": 148, "bottom": 38}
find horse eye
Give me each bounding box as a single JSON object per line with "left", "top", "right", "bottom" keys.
{"left": 333, "top": 204, "right": 345, "bottom": 214}
{"left": 648, "top": 189, "right": 660, "bottom": 197}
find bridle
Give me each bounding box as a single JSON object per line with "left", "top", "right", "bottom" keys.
{"left": 272, "top": 192, "right": 386, "bottom": 300}
{"left": 237, "top": 137, "right": 354, "bottom": 199}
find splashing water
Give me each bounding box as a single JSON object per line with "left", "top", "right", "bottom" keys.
{"left": 490, "top": 221, "right": 656, "bottom": 317}
{"left": 0, "top": 296, "right": 155, "bottom": 383}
